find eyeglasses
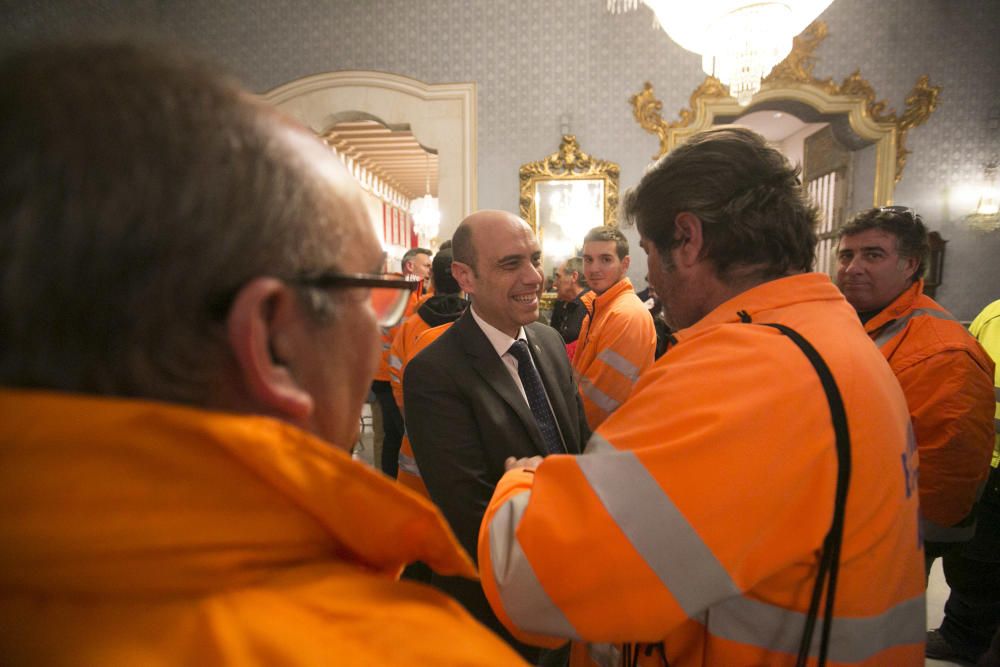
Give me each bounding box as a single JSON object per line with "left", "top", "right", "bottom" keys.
{"left": 293, "top": 271, "right": 419, "bottom": 327}
{"left": 210, "top": 272, "right": 419, "bottom": 327}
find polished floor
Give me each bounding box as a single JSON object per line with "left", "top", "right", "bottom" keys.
{"left": 357, "top": 413, "right": 958, "bottom": 666}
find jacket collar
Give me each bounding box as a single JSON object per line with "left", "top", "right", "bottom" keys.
{"left": 0, "top": 389, "right": 476, "bottom": 594}
{"left": 571, "top": 287, "right": 591, "bottom": 304}
{"left": 862, "top": 280, "right": 925, "bottom": 334}
{"left": 674, "top": 273, "right": 848, "bottom": 342}
{"left": 581, "top": 278, "right": 634, "bottom": 312}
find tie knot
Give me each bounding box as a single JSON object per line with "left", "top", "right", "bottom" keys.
{"left": 507, "top": 339, "right": 531, "bottom": 363}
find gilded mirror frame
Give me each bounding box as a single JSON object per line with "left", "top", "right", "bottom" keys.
{"left": 519, "top": 134, "right": 621, "bottom": 234}
{"left": 629, "top": 21, "right": 940, "bottom": 207}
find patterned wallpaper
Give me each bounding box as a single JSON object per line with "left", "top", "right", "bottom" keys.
{"left": 2, "top": 0, "right": 998, "bottom": 318}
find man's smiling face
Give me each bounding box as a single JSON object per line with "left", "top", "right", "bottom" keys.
{"left": 453, "top": 212, "right": 543, "bottom": 338}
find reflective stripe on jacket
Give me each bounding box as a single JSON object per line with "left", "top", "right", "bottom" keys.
{"left": 396, "top": 323, "right": 453, "bottom": 499}
{"left": 865, "top": 280, "right": 995, "bottom": 535}
{"left": 479, "top": 273, "right": 925, "bottom": 666}
{"left": 968, "top": 299, "right": 1000, "bottom": 467}
{"left": 573, "top": 278, "right": 656, "bottom": 429}
{"left": 373, "top": 277, "right": 424, "bottom": 382}
{"left": 389, "top": 293, "right": 436, "bottom": 408}
{"left": 0, "top": 389, "right": 526, "bottom": 665}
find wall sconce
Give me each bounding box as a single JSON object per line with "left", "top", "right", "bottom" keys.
{"left": 967, "top": 160, "right": 1000, "bottom": 231}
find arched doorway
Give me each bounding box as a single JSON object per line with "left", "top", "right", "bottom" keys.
{"left": 263, "top": 71, "right": 477, "bottom": 244}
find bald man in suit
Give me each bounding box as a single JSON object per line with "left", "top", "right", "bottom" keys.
{"left": 404, "top": 211, "right": 589, "bottom": 662}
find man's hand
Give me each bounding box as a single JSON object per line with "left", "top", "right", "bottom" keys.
{"left": 504, "top": 455, "right": 544, "bottom": 472}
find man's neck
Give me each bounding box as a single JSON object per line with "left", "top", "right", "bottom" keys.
{"left": 470, "top": 303, "right": 521, "bottom": 340}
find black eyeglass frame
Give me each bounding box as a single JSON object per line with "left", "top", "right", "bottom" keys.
{"left": 291, "top": 271, "right": 420, "bottom": 292}
{"left": 209, "top": 272, "right": 419, "bottom": 322}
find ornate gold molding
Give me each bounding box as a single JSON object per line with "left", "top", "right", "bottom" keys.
{"left": 629, "top": 21, "right": 940, "bottom": 185}
{"left": 518, "top": 134, "right": 621, "bottom": 230}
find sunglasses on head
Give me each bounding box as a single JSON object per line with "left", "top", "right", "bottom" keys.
{"left": 876, "top": 205, "right": 919, "bottom": 221}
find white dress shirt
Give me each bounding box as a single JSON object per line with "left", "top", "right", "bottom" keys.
{"left": 469, "top": 305, "right": 567, "bottom": 452}
{"left": 470, "top": 305, "right": 531, "bottom": 405}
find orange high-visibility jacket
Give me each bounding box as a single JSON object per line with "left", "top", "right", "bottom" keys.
{"left": 572, "top": 278, "right": 656, "bottom": 429}
{"left": 969, "top": 299, "right": 1000, "bottom": 467}
{"left": 396, "top": 323, "right": 454, "bottom": 499}
{"left": 864, "top": 280, "right": 995, "bottom": 537}
{"left": 374, "top": 277, "right": 424, "bottom": 382}
{"left": 479, "top": 274, "right": 925, "bottom": 666}
{"left": 0, "top": 390, "right": 526, "bottom": 666}
{"left": 389, "top": 292, "right": 436, "bottom": 408}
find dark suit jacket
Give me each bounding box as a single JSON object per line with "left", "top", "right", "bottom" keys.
{"left": 403, "top": 310, "right": 589, "bottom": 657}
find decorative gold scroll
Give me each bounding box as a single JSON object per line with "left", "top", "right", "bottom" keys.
{"left": 629, "top": 21, "right": 940, "bottom": 189}
{"left": 518, "top": 134, "right": 621, "bottom": 231}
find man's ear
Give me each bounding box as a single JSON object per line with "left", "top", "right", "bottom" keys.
{"left": 621, "top": 255, "right": 631, "bottom": 272}
{"left": 673, "top": 212, "right": 705, "bottom": 268}
{"left": 451, "top": 260, "right": 476, "bottom": 295}
{"left": 226, "top": 277, "right": 314, "bottom": 421}
{"left": 900, "top": 255, "right": 920, "bottom": 282}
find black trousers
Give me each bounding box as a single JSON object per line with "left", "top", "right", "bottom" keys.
{"left": 935, "top": 466, "right": 1000, "bottom": 659}
{"left": 371, "top": 380, "right": 404, "bottom": 478}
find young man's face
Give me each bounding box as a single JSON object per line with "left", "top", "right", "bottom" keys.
{"left": 582, "top": 240, "right": 629, "bottom": 295}
{"left": 836, "top": 229, "right": 918, "bottom": 313}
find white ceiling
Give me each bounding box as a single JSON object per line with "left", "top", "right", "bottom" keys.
{"left": 735, "top": 110, "right": 824, "bottom": 143}
{"left": 322, "top": 113, "right": 817, "bottom": 203}
{"left": 321, "top": 120, "right": 438, "bottom": 201}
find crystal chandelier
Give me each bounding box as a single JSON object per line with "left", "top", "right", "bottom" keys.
{"left": 410, "top": 152, "right": 440, "bottom": 241}
{"left": 607, "top": 0, "right": 834, "bottom": 106}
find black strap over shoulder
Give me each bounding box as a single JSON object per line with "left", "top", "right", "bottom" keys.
{"left": 755, "top": 321, "right": 852, "bottom": 667}
{"left": 626, "top": 315, "right": 853, "bottom": 667}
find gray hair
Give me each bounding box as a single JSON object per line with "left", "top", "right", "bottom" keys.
{"left": 402, "top": 247, "right": 432, "bottom": 273}
{"left": 0, "top": 40, "right": 345, "bottom": 404}
{"left": 563, "top": 256, "right": 587, "bottom": 287}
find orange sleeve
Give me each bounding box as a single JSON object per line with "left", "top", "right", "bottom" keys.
{"left": 389, "top": 323, "right": 409, "bottom": 409}
{"left": 897, "top": 348, "right": 995, "bottom": 525}
{"left": 478, "top": 468, "right": 568, "bottom": 649}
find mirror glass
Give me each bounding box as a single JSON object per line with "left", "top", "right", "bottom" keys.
{"left": 721, "top": 107, "right": 877, "bottom": 277}
{"left": 519, "top": 135, "right": 620, "bottom": 281}
{"left": 534, "top": 179, "right": 606, "bottom": 261}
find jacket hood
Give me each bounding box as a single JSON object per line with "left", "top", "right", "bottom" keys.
{"left": 418, "top": 294, "right": 468, "bottom": 327}
{"left": 0, "top": 389, "right": 477, "bottom": 595}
